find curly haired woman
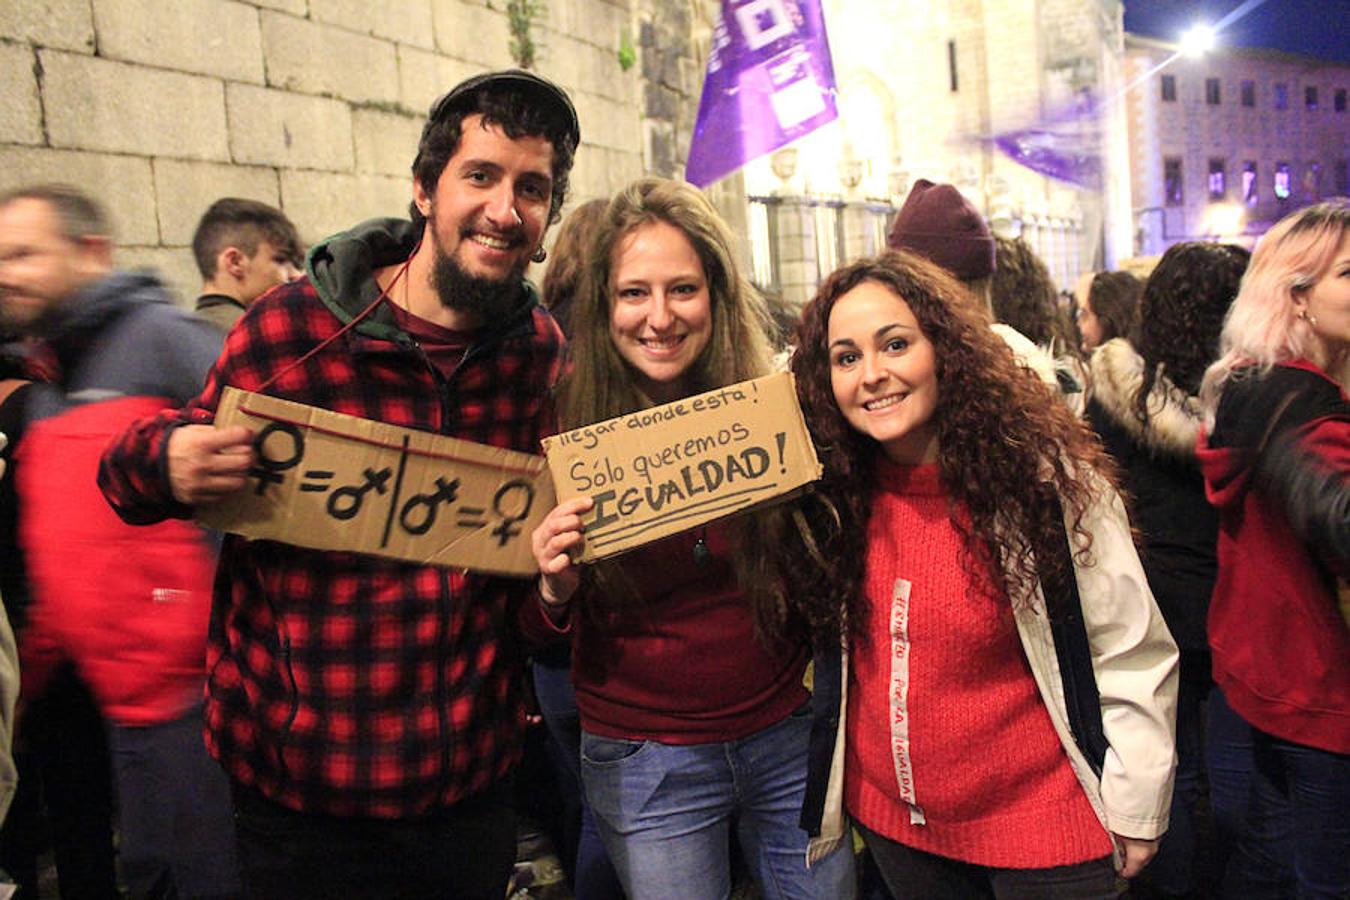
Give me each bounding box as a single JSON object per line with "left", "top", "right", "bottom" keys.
{"left": 524, "top": 178, "right": 855, "bottom": 899}
{"left": 1086, "top": 241, "right": 1252, "bottom": 898}
{"left": 1198, "top": 199, "right": 1350, "bottom": 898}
{"left": 789, "top": 250, "right": 1178, "bottom": 899}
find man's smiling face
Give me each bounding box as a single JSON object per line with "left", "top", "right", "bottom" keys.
{"left": 414, "top": 114, "right": 555, "bottom": 319}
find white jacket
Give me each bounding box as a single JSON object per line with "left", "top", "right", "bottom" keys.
{"left": 804, "top": 478, "right": 1179, "bottom": 869}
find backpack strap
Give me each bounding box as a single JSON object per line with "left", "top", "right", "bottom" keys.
{"left": 1043, "top": 493, "right": 1109, "bottom": 778}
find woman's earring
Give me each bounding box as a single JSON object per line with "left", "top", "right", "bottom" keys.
{"left": 531, "top": 247, "right": 548, "bottom": 264}
{"left": 1298, "top": 308, "right": 1320, "bottom": 327}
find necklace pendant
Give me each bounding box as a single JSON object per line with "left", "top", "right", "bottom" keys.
{"left": 692, "top": 534, "right": 711, "bottom": 565}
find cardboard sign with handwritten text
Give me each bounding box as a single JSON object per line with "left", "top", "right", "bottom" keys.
{"left": 541, "top": 372, "right": 821, "bottom": 561}
{"left": 197, "top": 387, "right": 553, "bottom": 576}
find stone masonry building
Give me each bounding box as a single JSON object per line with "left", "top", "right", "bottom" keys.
{"left": 1125, "top": 33, "right": 1350, "bottom": 255}
{"left": 0, "top": 0, "right": 710, "bottom": 301}
{"left": 736, "top": 0, "right": 1133, "bottom": 305}
{"left": 7, "top": 2, "right": 1342, "bottom": 310}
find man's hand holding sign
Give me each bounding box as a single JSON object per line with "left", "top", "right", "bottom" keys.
{"left": 195, "top": 387, "right": 555, "bottom": 577}
{"left": 168, "top": 424, "right": 256, "bottom": 506}
{"left": 94, "top": 69, "right": 583, "bottom": 896}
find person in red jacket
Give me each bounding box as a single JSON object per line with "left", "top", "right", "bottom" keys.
{"left": 1197, "top": 198, "right": 1350, "bottom": 898}
{"left": 0, "top": 183, "right": 232, "bottom": 900}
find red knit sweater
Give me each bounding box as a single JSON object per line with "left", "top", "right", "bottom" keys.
{"left": 845, "top": 461, "right": 1112, "bottom": 867}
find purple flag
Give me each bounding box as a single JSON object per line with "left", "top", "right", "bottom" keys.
{"left": 990, "top": 96, "right": 1104, "bottom": 189}
{"left": 685, "top": 0, "right": 839, "bottom": 188}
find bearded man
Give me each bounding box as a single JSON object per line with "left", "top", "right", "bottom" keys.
{"left": 97, "top": 70, "right": 578, "bottom": 900}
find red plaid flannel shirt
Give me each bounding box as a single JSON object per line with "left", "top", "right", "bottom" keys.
{"left": 99, "top": 275, "right": 564, "bottom": 817}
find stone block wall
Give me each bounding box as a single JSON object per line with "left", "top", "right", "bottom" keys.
{"left": 0, "top": 0, "right": 692, "bottom": 303}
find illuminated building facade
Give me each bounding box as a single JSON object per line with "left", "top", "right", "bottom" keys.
{"left": 1124, "top": 35, "right": 1350, "bottom": 254}
{"left": 735, "top": 0, "right": 1134, "bottom": 303}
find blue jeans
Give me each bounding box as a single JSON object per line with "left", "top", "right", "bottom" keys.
{"left": 1208, "top": 687, "right": 1350, "bottom": 898}
{"left": 1248, "top": 727, "right": 1350, "bottom": 898}
{"left": 1207, "top": 688, "right": 1294, "bottom": 898}
{"left": 581, "top": 706, "right": 856, "bottom": 900}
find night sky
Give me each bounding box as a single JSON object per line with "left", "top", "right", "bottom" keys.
{"left": 1123, "top": 0, "right": 1350, "bottom": 64}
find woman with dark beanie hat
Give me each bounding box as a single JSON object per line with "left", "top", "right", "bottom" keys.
{"left": 887, "top": 179, "right": 997, "bottom": 300}
{"left": 889, "top": 180, "right": 1064, "bottom": 390}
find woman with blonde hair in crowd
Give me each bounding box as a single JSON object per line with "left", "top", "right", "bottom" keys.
{"left": 1197, "top": 198, "right": 1350, "bottom": 898}
{"left": 524, "top": 177, "right": 855, "bottom": 899}
{"left": 789, "top": 250, "right": 1178, "bottom": 899}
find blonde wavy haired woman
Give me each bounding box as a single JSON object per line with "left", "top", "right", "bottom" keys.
{"left": 524, "top": 178, "right": 855, "bottom": 900}
{"left": 1198, "top": 198, "right": 1350, "bottom": 897}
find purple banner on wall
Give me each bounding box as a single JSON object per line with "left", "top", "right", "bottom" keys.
{"left": 685, "top": 0, "right": 839, "bottom": 188}
{"left": 990, "top": 96, "right": 1104, "bottom": 189}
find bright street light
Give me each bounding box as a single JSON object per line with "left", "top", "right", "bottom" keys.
{"left": 1203, "top": 202, "right": 1245, "bottom": 238}
{"left": 1180, "top": 23, "right": 1217, "bottom": 57}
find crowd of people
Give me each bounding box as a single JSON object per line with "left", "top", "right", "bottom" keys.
{"left": 0, "top": 67, "right": 1345, "bottom": 900}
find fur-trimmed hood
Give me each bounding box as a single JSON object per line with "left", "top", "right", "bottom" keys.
{"left": 1089, "top": 337, "right": 1203, "bottom": 459}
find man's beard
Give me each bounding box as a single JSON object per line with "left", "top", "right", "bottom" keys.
{"left": 0, "top": 291, "right": 61, "bottom": 337}
{"left": 428, "top": 222, "right": 526, "bottom": 323}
